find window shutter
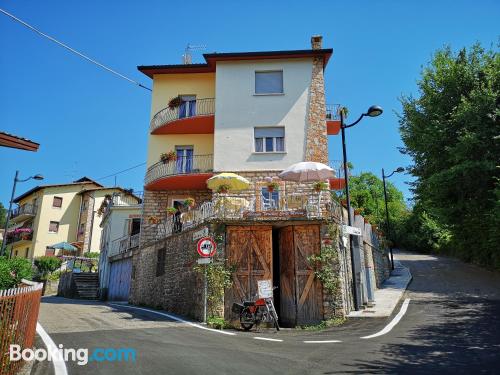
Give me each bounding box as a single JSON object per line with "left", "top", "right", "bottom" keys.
{"left": 255, "top": 71, "right": 283, "bottom": 94}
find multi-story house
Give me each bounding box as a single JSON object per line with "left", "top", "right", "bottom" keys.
{"left": 98, "top": 193, "right": 142, "bottom": 301}
{"left": 130, "top": 36, "right": 361, "bottom": 327}
{"left": 6, "top": 177, "right": 139, "bottom": 260}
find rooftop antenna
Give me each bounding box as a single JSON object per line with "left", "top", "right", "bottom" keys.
{"left": 182, "top": 43, "right": 206, "bottom": 64}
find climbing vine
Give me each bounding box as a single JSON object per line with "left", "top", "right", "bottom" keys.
{"left": 308, "top": 223, "right": 341, "bottom": 296}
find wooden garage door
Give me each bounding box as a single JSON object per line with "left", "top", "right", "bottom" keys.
{"left": 279, "top": 225, "right": 323, "bottom": 326}
{"left": 225, "top": 226, "right": 272, "bottom": 320}
{"left": 108, "top": 258, "right": 132, "bottom": 301}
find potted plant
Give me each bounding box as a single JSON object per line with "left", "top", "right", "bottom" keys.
{"left": 217, "top": 184, "right": 231, "bottom": 194}
{"left": 168, "top": 96, "right": 182, "bottom": 109}
{"left": 183, "top": 198, "right": 195, "bottom": 208}
{"left": 160, "top": 151, "right": 177, "bottom": 164}
{"left": 354, "top": 208, "right": 362, "bottom": 216}
{"left": 148, "top": 215, "right": 160, "bottom": 224}
{"left": 166, "top": 207, "right": 177, "bottom": 216}
{"left": 312, "top": 181, "right": 329, "bottom": 193}
{"left": 266, "top": 182, "right": 280, "bottom": 192}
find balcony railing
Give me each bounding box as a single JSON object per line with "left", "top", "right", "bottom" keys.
{"left": 145, "top": 154, "right": 214, "bottom": 186}
{"left": 326, "top": 104, "right": 341, "bottom": 121}
{"left": 6, "top": 231, "right": 33, "bottom": 245}
{"left": 11, "top": 204, "right": 37, "bottom": 221}
{"left": 143, "top": 189, "right": 342, "bottom": 242}
{"left": 109, "top": 233, "right": 140, "bottom": 257}
{"left": 150, "top": 98, "right": 215, "bottom": 133}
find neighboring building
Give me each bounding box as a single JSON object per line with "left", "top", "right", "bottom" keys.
{"left": 98, "top": 193, "right": 142, "bottom": 301}
{"left": 0, "top": 131, "right": 39, "bottom": 152}
{"left": 5, "top": 177, "right": 138, "bottom": 260}
{"left": 130, "top": 36, "right": 388, "bottom": 326}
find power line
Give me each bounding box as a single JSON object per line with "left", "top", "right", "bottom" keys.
{"left": 0, "top": 7, "right": 152, "bottom": 91}
{"left": 96, "top": 162, "right": 146, "bottom": 181}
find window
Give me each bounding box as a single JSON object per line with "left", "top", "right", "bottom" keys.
{"left": 78, "top": 223, "right": 85, "bottom": 236}
{"left": 156, "top": 247, "right": 166, "bottom": 277}
{"left": 255, "top": 71, "right": 283, "bottom": 94}
{"left": 45, "top": 247, "right": 55, "bottom": 256}
{"left": 49, "top": 221, "right": 59, "bottom": 233}
{"left": 254, "top": 127, "right": 285, "bottom": 152}
{"left": 53, "top": 197, "right": 63, "bottom": 208}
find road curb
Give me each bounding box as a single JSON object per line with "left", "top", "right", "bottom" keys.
{"left": 348, "top": 260, "right": 413, "bottom": 318}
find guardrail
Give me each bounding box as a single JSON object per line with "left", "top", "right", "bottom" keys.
{"left": 150, "top": 98, "right": 215, "bottom": 133}
{"left": 326, "top": 104, "right": 341, "bottom": 121}
{"left": 0, "top": 283, "right": 43, "bottom": 375}
{"left": 145, "top": 154, "right": 213, "bottom": 186}
{"left": 10, "top": 204, "right": 37, "bottom": 220}
{"left": 110, "top": 233, "right": 140, "bottom": 257}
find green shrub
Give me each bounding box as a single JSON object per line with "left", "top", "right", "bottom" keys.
{"left": 34, "top": 256, "right": 62, "bottom": 280}
{"left": 83, "top": 252, "right": 99, "bottom": 258}
{"left": 0, "top": 256, "right": 33, "bottom": 289}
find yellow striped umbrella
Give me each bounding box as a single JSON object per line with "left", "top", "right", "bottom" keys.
{"left": 206, "top": 173, "right": 250, "bottom": 191}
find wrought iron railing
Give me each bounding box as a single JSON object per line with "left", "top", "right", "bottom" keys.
{"left": 326, "top": 104, "right": 341, "bottom": 121}
{"left": 142, "top": 190, "right": 342, "bottom": 242}
{"left": 329, "top": 159, "right": 348, "bottom": 179}
{"left": 6, "top": 231, "right": 33, "bottom": 245}
{"left": 145, "top": 154, "right": 214, "bottom": 186}
{"left": 11, "top": 204, "right": 37, "bottom": 220}
{"left": 110, "top": 233, "right": 140, "bottom": 257}
{"left": 150, "top": 98, "right": 215, "bottom": 133}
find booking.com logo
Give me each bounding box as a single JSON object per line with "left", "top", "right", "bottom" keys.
{"left": 10, "top": 344, "right": 136, "bottom": 366}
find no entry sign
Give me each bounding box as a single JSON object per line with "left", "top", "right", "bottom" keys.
{"left": 197, "top": 237, "right": 217, "bottom": 258}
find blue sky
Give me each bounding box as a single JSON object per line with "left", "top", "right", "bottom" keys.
{"left": 1, "top": 0, "right": 498, "bottom": 207}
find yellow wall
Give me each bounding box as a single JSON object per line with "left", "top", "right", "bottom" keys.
{"left": 147, "top": 134, "right": 214, "bottom": 167}
{"left": 150, "top": 73, "right": 215, "bottom": 118}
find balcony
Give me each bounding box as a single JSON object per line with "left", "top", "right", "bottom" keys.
{"left": 145, "top": 154, "right": 214, "bottom": 191}
{"left": 150, "top": 98, "right": 215, "bottom": 135}
{"left": 109, "top": 233, "right": 140, "bottom": 258}
{"left": 6, "top": 230, "right": 33, "bottom": 245}
{"left": 328, "top": 160, "right": 348, "bottom": 190}
{"left": 326, "top": 104, "right": 341, "bottom": 135}
{"left": 10, "top": 204, "right": 37, "bottom": 223}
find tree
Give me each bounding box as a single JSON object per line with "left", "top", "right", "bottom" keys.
{"left": 399, "top": 43, "right": 500, "bottom": 269}
{"left": 0, "top": 202, "right": 6, "bottom": 228}
{"left": 339, "top": 172, "right": 409, "bottom": 242}
{"left": 34, "top": 256, "right": 62, "bottom": 280}
{"left": 0, "top": 256, "right": 33, "bottom": 289}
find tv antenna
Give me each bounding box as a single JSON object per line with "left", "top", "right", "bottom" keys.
{"left": 182, "top": 43, "right": 206, "bottom": 64}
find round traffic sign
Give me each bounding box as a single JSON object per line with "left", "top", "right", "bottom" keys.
{"left": 197, "top": 237, "right": 216, "bottom": 258}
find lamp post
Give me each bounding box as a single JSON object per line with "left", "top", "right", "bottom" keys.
{"left": 340, "top": 105, "right": 383, "bottom": 311}
{"left": 1, "top": 171, "right": 44, "bottom": 257}
{"left": 382, "top": 167, "right": 404, "bottom": 270}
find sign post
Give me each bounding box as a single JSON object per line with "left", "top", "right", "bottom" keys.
{"left": 196, "top": 237, "right": 217, "bottom": 323}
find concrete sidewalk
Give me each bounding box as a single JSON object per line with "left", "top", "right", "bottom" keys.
{"left": 348, "top": 260, "right": 412, "bottom": 318}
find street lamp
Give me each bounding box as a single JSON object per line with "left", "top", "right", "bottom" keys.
{"left": 340, "top": 105, "right": 383, "bottom": 311}
{"left": 1, "top": 171, "right": 44, "bottom": 256}
{"left": 382, "top": 167, "right": 404, "bottom": 270}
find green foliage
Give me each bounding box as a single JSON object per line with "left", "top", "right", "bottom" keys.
{"left": 0, "top": 202, "right": 6, "bottom": 228}
{"left": 0, "top": 256, "right": 33, "bottom": 289}
{"left": 399, "top": 42, "right": 500, "bottom": 269}
{"left": 299, "top": 317, "right": 346, "bottom": 331}
{"left": 206, "top": 316, "right": 230, "bottom": 330}
{"left": 34, "top": 256, "right": 62, "bottom": 280}
{"left": 83, "top": 252, "right": 100, "bottom": 259}
{"left": 194, "top": 261, "right": 235, "bottom": 316}
{"left": 340, "top": 172, "right": 409, "bottom": 241}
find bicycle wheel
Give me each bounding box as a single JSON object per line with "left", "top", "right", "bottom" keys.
{"left": 239, "top": 308, "right": 254, "bottom": 331}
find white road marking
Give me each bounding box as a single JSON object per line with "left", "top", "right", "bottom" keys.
{"left": 254, "top": 337, "right": 283, "bottom": 342}
{"left": 303, "top": 340, "right": 342, "bottom": 343}
{"left": 108, "top": 303, "right": 236, "bottom": 336}
{"left": 36, "top": 322, "right": 68, "bottom": 375}
{"left": 361, "top": 298, "right": 411, "bottom": 339}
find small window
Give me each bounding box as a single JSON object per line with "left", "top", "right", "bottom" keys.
{"left": 49, "top": 221, "right": 59, "bottom": 233}
{"left": 255, "top": 71, "right": 283, "bottom": 94}
{"left": 254, "top": 127, "right": 285, "bottom": 152}
{"left": 45, "top": 247, "right": 55, "bottom": 256}
{"left": 156, "top": 247, "right": 166, "bottom": 277}
{"left": 53, "top": 197, "right": 63, "bottom": 208}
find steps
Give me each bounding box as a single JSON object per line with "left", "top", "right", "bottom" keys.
{"left": 73, "top": 273, "right": 99, "bottom": 299}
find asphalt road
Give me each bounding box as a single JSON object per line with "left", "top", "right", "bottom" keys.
{"left": 34, "top": 251, "right": 500, "bottom": 374}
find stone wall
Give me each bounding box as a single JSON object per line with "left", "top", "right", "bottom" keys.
{"left": 130, "top": 224, "right": 206, "bottom": 321}
{"left": 305, "top": 35, "right": 328, "bottom": 163}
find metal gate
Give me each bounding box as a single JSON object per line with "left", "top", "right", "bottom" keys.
{"left": 108, "top": 258, "right": 132, "bottom": 301}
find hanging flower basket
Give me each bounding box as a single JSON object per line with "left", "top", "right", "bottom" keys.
{"left": 312, "top": 181, "right": 329, "bottom": 193}
{"left": 166, "top": 207, "right": 177, "bottom": 216}
{"left": 168, "top": 96, "right": 182, "bottom": 109}
{"left": 183, "top": 198, "right": 195, "bottom": 208}
{"left": 160, "top": 151, "right": 177, "bottom": 164}
{"left": 148, "top": 216, "right": 161, "bottom": 224}
{"left": 267, "top": 182, "right": 280, "bottom": 192}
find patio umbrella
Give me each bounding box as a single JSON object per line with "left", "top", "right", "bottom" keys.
{"left": 49, "top": 242, "right": 78, "bottom": 252}
{"left": 278, "top": 162, "right": 335, "bottom": 182}
{"left": 206, "top": 173, "right": 250, "bottom": 191}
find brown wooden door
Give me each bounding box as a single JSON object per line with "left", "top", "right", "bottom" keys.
{"left": 279, "top": 225, "right": 323, "bottom": 326}
{"left": 225, "top": 226, "right": 272, "bottom": 320}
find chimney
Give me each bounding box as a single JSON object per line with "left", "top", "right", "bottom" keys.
{"left": 311, "top": 35, "right": 323, "bottom": 50}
